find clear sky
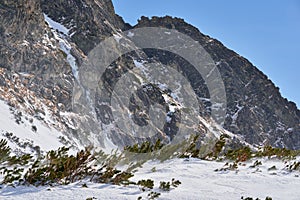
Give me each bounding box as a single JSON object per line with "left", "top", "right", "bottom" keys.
{"left": 112, "top": 0, "right": 300, "bottom": 108}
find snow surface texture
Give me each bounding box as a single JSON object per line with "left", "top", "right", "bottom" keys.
{"left": 0, "top": 96, "right": 298, "bottom": 199}
{"left": 1, "top": 158, "right": 299, "bottom": 200}
{"left": 0, "top": 100, "right": 64, "bottom": 153}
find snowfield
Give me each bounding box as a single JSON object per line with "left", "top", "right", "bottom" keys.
{"left": 0, "top": 100, "right": 65, "bottom": 153}
{"left": 0, "top": 99, "right": 300, "bottom": 199}
{"left": 1, "top": 158, "right": 299, "bottom": 200}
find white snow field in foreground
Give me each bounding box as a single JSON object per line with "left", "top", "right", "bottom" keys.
{"left": 0, "top": 100, "right": 65, "bottom": 152}
{"left": 1, "top": 158, "right": 299, "bottom": 200}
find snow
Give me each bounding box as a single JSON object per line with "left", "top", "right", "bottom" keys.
{"left": 127, "top": 31, "right": 134, "bottom": 38}
{"left": 43, "top": 13, "right": 79, "bottom": 81}
{"left": 132, "top": 60, "right": 151, "bottom": 85}
{"left": 245, "top": 78, "right": 253, "bottom": 88}
{"left": 0, "top": 98, "right": 298, "bottom": 199}
{"left": 113, "top": 33, "right": 122, "bottom": 43}
{"left": 43, "top": 14, "right": 69, "bottom": 35}
{"left": 232, "top": 104, "right": 244, "bottom": 123}
{"left": 102, "top": 134, "right": 119, "bottom": 153}
{"left": 161, "top": 94, "right": 182, "bottom": 113}
{"left": 1, "top": 158, "right": 299, "bottom": 199}
{"left": 21, "top": 40, "right": 29, "bottom": 46}
{"left": 166, "top": 115, "right": 172, "bottom": 123}
{"left": 215, "top": 61, "right": 221, "bottom": 66}
{"left": 0, "top": 100, "right": 64, "bottom": 152}
{"left": 287, "top": 128, "right": 294, "bottom": 133}
{"left": 206, "top": 66, "right": 217, "bottom": 78}
{"left": 133, "top": 60, "right": 145, "bottom": 69}
{"left": 69, "top": 31, "right": 76, "bottom": 37}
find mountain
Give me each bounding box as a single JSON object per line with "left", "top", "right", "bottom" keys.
{"left": 0, "top": 0, "right": 299, "bottom": 155}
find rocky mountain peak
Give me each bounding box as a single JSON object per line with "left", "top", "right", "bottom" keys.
{"left": 134, "top": 14, "right": 300, "bottom": 149}
{"left": 0, "top": 0, "right": 299, "bottom": 153}
{"left": 41, "top": 0, "right": 130, "bottom": 55}
{"left": 137, "top": 15, "right": 185, "bottom": 27}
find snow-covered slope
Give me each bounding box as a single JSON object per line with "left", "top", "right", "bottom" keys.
{"left": 0, "top": 157, "right": 299, "bottom": 200}
{"left": 0, "top": 1, "right": 299, "bottom": 199}
{"left": 0, "top": 100, "right": 65, "bottom": 154}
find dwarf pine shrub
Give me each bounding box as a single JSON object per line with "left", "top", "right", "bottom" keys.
{"left": 0, "top": 139, "right": 10, "bottom": 164}
{"left": 178, "top": 135, "right": 201, "bottom": 158}
{"left": 159, "top": 178, "right": 181, "bottom": 191}
{"left": 0, "top": 140, "right": 135, "bottom": 187}
{"left": 124, "top": 139, "right": 164, "bottom": 153}
{"left": 137, "top": 179, "right": 154, "bottom": 191}
{"left": 0, "top": 138, "right": 185, "bottom": 200}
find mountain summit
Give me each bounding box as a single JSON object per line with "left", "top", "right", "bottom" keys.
{"left": 0, "top": 0, "right": 299, "bottom": 154}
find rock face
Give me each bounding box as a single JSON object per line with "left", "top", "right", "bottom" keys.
{"left": 40, "top": 0, "right": 130, "bottom": 55}
{"left": 135, "top": 16, "right": 300, "bottom": 149}
{"left": 0, "top": 0, "right": 299, "bottom": 150}
{"left": 0, "top": 0, "right": 74, "bottom": 111}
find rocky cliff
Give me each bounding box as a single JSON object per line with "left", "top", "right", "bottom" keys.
{"left": 0, "top": 0, "right": 299, "bottom": 152}
{"left": 135, "top": 16, "right": 300, "bottom": 149}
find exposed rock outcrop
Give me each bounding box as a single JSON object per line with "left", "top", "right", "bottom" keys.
{"left": 0, "top": 1, "right": 299, "bottom": 151}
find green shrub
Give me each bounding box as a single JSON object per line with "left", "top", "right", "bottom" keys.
{"left": 24, "top": 146, "right": 94, "bottom": 185}
{"left": 2, "top": 167, "right": 24, "bottom": 185}
{"left": 159, "top": 181, "right": 171, "bottom": 191}
{"left": 124, "top": 139, "right": 164, "bottom": 154}
{"left": 147, "top": 191, "right": 161, "bottom": 199}
{"left": 86, "top": 197, "right": 97, "bottom": 200}
{"left": 137, "top": 179, "right": 154, "bottom": 191}
{"left": 214, "top": 162, "right": 238, "bottom": 172}
{"left": 241, "top": 196, "right": 272, "bottom": 200}
{"left": 257, "top": 146, "right": 300, "bottom": 159}
{"left": 0, "top": 139, "right": 33, "bottom": 184}
{"left": 204, "top": 134, "right": 229, "bottom": 159}
{"left": 0, "top": 138, "right": 183, "bottom": 200}
{"left": 225, "top": 146, "right": 252, "bottom": 162}
{"left": 249, "top": 160, "right": 262, "bottom": 168}
{"left": 171, "top": 178, "right": 181, "bottom": 188}
{"left": 89, "top": 163, "right": 135, "bottom": 186}
{"left": 0, "top": 139, "right": 11, "bottom": 164}
{"left": 159, "top": 178, "right": 181, "bottom": 191}
{"left": 179, "top": 135, "right": 201, "bottom": 158}
{"left": 268, "top": 166, "right": 277, "bottom": 171}
{"left": 0, "top": 139, "right": 174, "bottom": 189}
{"left": 285, "top": 161, "right": 300, "bottom": 172}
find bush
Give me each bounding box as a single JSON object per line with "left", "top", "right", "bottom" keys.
{"left": 137, "top": 179, "right": 154, "bottom": 191}
{"left": 0, "top": 139, "right": 33, "bottom": 185}
{"left": 0, "top": 139, "right": 10, "bottom": 164}
{"left": 179, "top": 135, "right": 201, "bottom": 158}
{"left": 241, "top": 196, "right": 272, "bottom": 200}
{"left": 225, "top": 146, "right": 252, "bottom": 162}
{"left": 147, "top": 191, "right": 161, "bottom": 199}
{"left": 214, "top": 162, "right": 238, "bottom": 172}
{"left": 159, "top": 178, "right": 181, "bottom": 191}
{"left": 249, "top": 160, "right": 262, "bottom": 168}
{"left": 0, "top": 140, "right": 135, "bottom": 187}
{"left": 204, "top": 134, "right": 229, "bottom": 159}
{"left": 285, "top": 161, "right": 300, "bottom": 172}
{"left": 24, "top": 146, "right": 94, "bottom": 185}
{"left": 159, "top": 181, "right": 170, "bottom": 191}
{"left": 257, "top": 146, "right": 300, "bottom": 159}
{"left": 124, "top": 139, "right": 164, "bottom": 154}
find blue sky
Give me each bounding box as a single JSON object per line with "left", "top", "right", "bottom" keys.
{"left": 112, "top": 0, "right": 300, "bottom": 108}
